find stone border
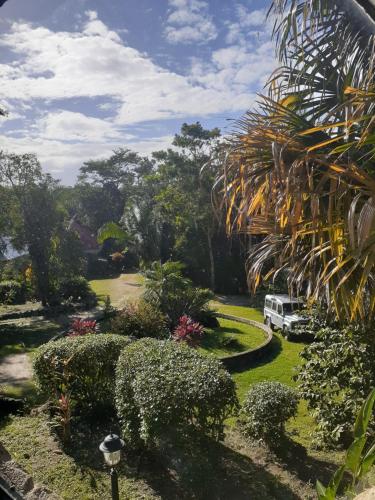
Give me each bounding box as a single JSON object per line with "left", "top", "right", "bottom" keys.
{"left": 216, "top": 313, "right": 273, "bottom": 372}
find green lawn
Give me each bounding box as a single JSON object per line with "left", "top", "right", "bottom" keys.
{"left": 200, "top": 317, "right": 266, "bottom": 357}
{"left": 90, "top": 273, "right": 144, "bottom": 306}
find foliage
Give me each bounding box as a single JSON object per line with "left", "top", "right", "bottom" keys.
{"left": 103, "top": 294, "right": 114, "bottom": 318}
{"left": 0, "top": 280, "right": 25, "bottom": 304}
{"left": 97, "top": 222, "right": 129, "bottom": 246}
{"left": 115, "top": 338, "right": 238, "bottom": 447}
{"left": 57, "top": 276, "right": 97, "bottom": 305}
{"left": 296, "top": 324, "right": 375, "bottom": 447}
{"left": 218, "top": 1, "right": 375, "bottom": 322}
{"left": 143, "top": 261, "right": 214, "bottom": 327}
{"left": 33, "top": 334, "right": 131, "bottom": 414}
{"left": 67, "top": 319, "right": 97, "bottom": 337}
{"left": 172, "top": 315, "right": 204, "bottom": 347}
{"left": 110, "top": 300, "right": 169, "bottom": 339}
{"left": 317, "top": 388, "right": 375, "bottom": 500}
{"left": 239, "top": 381, "right": 298, "bottom": 444}
{"left": 289, "top": 307, "right": 330, "bottom": 342}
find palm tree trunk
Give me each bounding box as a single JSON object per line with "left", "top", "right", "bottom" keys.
{"left": 207, "top": 229, "right": 215, "bottom": 291}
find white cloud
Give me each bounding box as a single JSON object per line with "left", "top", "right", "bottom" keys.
{"left": 0, "top": 132, "right": 174, "bottom": 185}
{"left": 0, "top": 10, "right": 277, "bottom": 182}
{"left": 0, "top": 12, "right": 263, "bottom": 124}
{"left": 37, "top": 110, "right": 133, "bottom": 142}
{"left": 226, "top": 5, "right": 271, "bottom": 45}
{"left": 165, "top": 0, "right": 217, "bottom": 44}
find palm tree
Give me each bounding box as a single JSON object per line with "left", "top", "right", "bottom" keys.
{"left": 218, "top": 0, "right": 375, "bottom": 322}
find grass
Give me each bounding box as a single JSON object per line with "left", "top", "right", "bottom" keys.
{"left": 199, "top": 318, "right": 266, "bottom": 357}
{"left": 0, "top": 415, "right": 155, "bottom": 500}
{"left": 90, "top": 273, "right": 144, "bottom": 306}
{"left": 0, "top": 317, "right": 61, "bottom": 358}
{"left": 0, "top": 412, "right": 320, "bottom": 499}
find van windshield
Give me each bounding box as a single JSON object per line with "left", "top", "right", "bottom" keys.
{"left": 282, "top": 303, "right": 301, "bottom": 314}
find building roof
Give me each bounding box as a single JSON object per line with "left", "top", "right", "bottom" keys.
{"left": 68, "top": 218, "right": 100, "bottom": 253}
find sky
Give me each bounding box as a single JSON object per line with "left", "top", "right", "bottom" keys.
{"left": 0, "top": 0, "right": 277, "bottom": 184}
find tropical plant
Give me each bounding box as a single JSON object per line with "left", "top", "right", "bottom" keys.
{"left": 143, "top": 261, "right": 214, "bottom": 327}
{"left": 172, "top": 315, "right": 204, "bottom": 347}
{"left": 217, "top": 1, "right": 375, "bottom": 323}
{"left": 239, "top": 381, "right": 299, "bottom": 445}
{"left": 316, "top": 388, "right": 375, "bottom": 500}
{"left": 110, "top": 300, "right": 169, "bottom": 339}
{"left": 115, "top": 338, "right": 238, "bottom": 448}
{"left": 67, "top": 318, "right": 98, "bottom": 337}
{"left": 296, "top": 324, "right": 375, "bottom": 447}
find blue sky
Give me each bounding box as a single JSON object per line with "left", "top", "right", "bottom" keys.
{"left": 0, "top": 0, "right": 276, "bottom": 184}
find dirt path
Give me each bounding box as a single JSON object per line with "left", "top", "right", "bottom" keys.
{"left": 0, "top": 353, "right": 32, "bottom": 387}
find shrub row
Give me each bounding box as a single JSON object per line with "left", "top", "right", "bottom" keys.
{"left": 33, "top": 334, "right": 298, "bottom": 448}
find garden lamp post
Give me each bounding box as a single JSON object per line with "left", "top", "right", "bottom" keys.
{"left": 99, "top": 433, "right": 125, "bottom": 500}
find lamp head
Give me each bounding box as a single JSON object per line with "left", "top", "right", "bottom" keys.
{"left": 99, "top": 433, "right": 125, "bottom": 467}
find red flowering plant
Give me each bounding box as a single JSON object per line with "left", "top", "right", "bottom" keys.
{"left": 67, "top": 319, "right": 98, "bottom": 337}
{"left": 172, "top": 315, "right": 204, "bottom": 347}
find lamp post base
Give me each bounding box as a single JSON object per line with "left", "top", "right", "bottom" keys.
{"left": 110, "top": 468, "right": 119, "bottom": 500}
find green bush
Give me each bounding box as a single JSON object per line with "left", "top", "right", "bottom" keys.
{"left": 143, "top": 261, "right": 214, "bottom": 326}
{"left": 296, "top": 324, "right": 375, "bottom": 447}
{"left": 33, "top": 334, "right": 131, "bottom": 414}
{"left": 115, "top": 338, "right": 238, "bottom": 447}
{"left": 239, "top": 382, "right": 298, "bottom": 444}
{"left": 291, "top": 307, "right": 331, "bottom": 342}
{"left": 0, "top": 280, "right": 25, "bottom": 305}
{"left": 110, "top": 300, "right": 169, "bottom": 339}
{"left": 57, "top": 276, "right": 97, "bottom": 306}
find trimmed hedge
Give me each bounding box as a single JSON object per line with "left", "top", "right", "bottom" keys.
{"left": 0, "top": 280, "right": 25, "bottom": 305}
{"left": 33, "top": 334, "right": 131, "bottom": 414}
{"left": 115, "top": 338, "right": 238, "bottom": 447}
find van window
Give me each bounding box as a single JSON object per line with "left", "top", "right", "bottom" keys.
{"left": 277, "top": 304, "right": 282, "bottom": 314}
{"left": 271, "top": 301, "right": 277, "bottom": 311}
{"left": 265, "top": 299, "right": 271, "bottom": 308}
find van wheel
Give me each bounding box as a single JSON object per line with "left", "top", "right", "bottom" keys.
{"left": 266, "top": 317, "right": 274, "bottom": 331}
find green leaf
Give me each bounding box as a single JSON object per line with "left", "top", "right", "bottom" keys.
{"left": 325, "top": 465, "right": 346, "bottom": 499}
{"left": 97, "top": 222, "right": 129, "bottom": 245}
{"left": 345, "top": 436, "right": 367, "bottom": 475}
{"left": 354, "top": 388, "right": 375, "bottom": 438}
{"left": 359, "top": 442, "right": 375, "bottom": 477}
{"left": 316, "top": 480, "right": 330, "bottom": 500}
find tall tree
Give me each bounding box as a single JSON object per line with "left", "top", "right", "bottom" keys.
{"left": 219, "top": 1, "right": 375, "bottom": 322}
{"left": 0, "top": 153, "right": 59, "bottom": 305}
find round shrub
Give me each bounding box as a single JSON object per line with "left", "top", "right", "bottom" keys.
{"left": 57, "top": 276, "right": 97, "bottom": 305}
{"left": 0, "top": 280, "right": 25, "bottom": 305}
{"left": 110, "top": 300, "right": 169, "bottom": 339}
{"left": 115, "top": 338, "right": 238, "bottom": 447}
{"left": 33, "top": 334, "right": 131, "bottom": 414}
{"left": 239, "top": 382, "right": 298, "bottom": 444}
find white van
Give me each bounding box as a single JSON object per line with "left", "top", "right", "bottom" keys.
{"left": 264, "top": 294, "right": 308, "bottom": 334}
